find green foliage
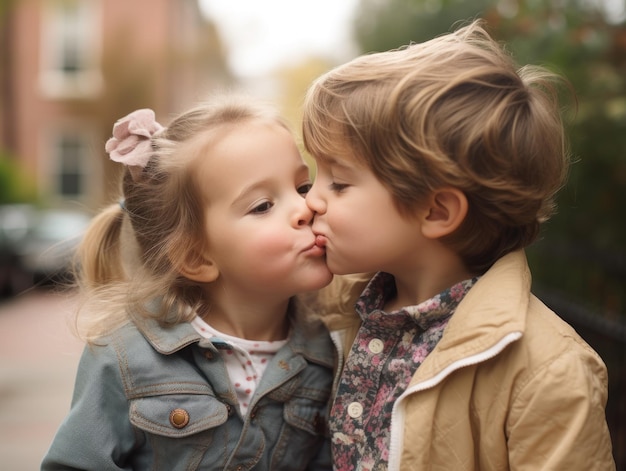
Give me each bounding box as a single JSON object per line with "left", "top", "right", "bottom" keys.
{"left": 354, "top": 0, "right": 493, "bottom": 52}
{"left": 0, "top": 152, "right": 38, "bottom": 204}
{"left": 352, "top": 0, "right": 626, "bottom": 317}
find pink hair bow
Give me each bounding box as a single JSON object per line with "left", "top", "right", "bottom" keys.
{"left": 105, "top": 109, "right": 164, "bottom": 180}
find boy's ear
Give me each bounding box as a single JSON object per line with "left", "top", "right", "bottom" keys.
{"left": 179, "top": 251, "right": 219, "bottom": 283}
{"left": 421, "top": 188, "right": 468, "bottom": 239}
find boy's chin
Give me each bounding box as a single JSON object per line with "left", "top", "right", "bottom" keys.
{"left": 328, "top": 263, "right": 371, "bottom": 277}
{"left": 326, "top": 260, "right": 353, "bottom": 276}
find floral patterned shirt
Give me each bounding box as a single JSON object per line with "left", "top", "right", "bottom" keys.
{"left": 330, "top": 272, "right": 478, "bottom": 471}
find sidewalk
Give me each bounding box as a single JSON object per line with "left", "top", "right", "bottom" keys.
{"left": 0, "top": 289, "right": 83, "bottom": 471}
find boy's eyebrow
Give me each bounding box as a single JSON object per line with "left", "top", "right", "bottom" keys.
{"left": 317, "top": 155, "right": 353, "bottom": 170}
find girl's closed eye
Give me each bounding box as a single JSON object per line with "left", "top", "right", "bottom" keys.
{"left": 297, "top": 182, "right": 313, "bottom": 197}
{"left": 249, "top": 200, "right": 273, "bottom": 214}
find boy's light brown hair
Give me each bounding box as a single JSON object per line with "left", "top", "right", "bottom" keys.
{"left": 302, "top": 19, "right": 572, "bottom": 274}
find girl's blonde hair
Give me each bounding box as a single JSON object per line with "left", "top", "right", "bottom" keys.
{"left": 75, "top": 95, "right": 290, "bottom": 342}
{"left": 302, "top": 20, "right": 572, "bottom": 274}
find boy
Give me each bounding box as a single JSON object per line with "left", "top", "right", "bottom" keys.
{"left": 303, "top": 20, "right": 615, "bottom": 471}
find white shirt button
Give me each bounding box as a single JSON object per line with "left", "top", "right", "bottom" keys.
{"left": 347, "top": 402, "right": 363, "bottom": 418}
{"left": 368, "top": 338, "right": 384, "bottom": 354}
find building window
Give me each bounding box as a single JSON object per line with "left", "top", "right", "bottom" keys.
{"left": 53, "top": 133, "right": 87, "bottom": 198}
{"left": 39, "top": 0, "right": 102, "bottom": 98}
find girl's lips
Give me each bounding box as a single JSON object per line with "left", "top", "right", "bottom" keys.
{"left": 305, "top": 243, "right": 326, "bottom": 257}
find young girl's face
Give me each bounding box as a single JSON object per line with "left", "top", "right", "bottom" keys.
{"left": 307, "top": 151, "right": 424, "bottom": 276}
{"left": 196, "top": 121, "right": 332, "bottom": 299}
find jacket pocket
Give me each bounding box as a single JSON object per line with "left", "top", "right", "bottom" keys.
{"left": 268, "top": 395, "right": 330, "bottom": 470}
{"left": 129, "top": 393, "right": 229, "bottom": 438}
{"left": 283, "top": 396, "right": 328, "bottom": 436}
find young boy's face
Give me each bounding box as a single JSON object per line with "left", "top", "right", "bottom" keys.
{"left": 306, "top": 152, "right": 423, "bottom": 275}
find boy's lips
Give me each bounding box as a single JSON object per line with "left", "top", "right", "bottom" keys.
{"left": 315, "top": 234, "right": 328, "bottom": 248}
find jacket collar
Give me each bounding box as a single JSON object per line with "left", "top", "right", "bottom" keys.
{"left": 285, "top": 318, "right": 334, "bottom": 369}
{"left": 411, "top": 250, "right": 529, "bottom": 384}
{"left": 131, "top": 300, "right": 334, "bottom": 368}
{"left": 133, "top": 313, "right": 202, "bottom": 355}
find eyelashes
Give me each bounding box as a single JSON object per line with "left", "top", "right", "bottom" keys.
{"left": 248, "top": 182, "right": 313, "bottom": 214}
{"left": 249, "top": 201, "right": 273, "bottom": 214}
{"left": 298, "top": 183, "right": 313, "bottom": 196}
{"left": 329, "top": 182, "right": 349, "bottom": 192}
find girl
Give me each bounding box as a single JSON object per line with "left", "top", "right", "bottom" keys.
{"left": 42, "top": 95, "right": 334, "bottom": 470}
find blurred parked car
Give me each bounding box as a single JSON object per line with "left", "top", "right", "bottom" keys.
{"left": 0, "top": 204, "right": 38, "bottom": 296}
{"left": 0, "top": 205, "right": 91, "bottom": 296}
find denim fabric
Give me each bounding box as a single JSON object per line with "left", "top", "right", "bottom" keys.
{"left": 41, "top": 310, "right": 334, "bottom": 470}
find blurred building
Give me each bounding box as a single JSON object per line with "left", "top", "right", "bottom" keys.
{"left": 0, "top": 0, "right": 230, "bottom": 210}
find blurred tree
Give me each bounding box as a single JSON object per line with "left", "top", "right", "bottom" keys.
{"left": 0, "top": 0, "right": 16, "bottom": 152}
{"left": 351, "top": 0, "right": 626, "bottom": 319}
{"left": 354, "top": 0, "right": 493, "bottom": 51}
{"left": 483, "top": 3, "right": 626, "bottom": 320}
{"left": 0, "top": 153, "right": 38, "bottom": 204}
{"left": 273, "top": 56, "right": 340, "bottom": 169}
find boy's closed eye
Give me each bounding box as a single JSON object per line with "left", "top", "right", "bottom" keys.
{"left": 329, "top": 182, "right": 349, "bottom": 192}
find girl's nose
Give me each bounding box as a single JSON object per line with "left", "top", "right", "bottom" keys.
{"left": 295, "top": 197, "right": 314, "bottom": 226}
{"left": 305, "top": 181, "right": 326, "bottom": 215}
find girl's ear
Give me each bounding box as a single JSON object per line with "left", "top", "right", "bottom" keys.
{"left": 421, "top": 188, "right": 468, "bottom": 239}
{"left": 179, "top": 251, "right": 219, "bottom": 283}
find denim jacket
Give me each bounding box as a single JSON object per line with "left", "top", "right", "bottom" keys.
{"left": 41, "top": 306, "right": 334, "bottom": 470}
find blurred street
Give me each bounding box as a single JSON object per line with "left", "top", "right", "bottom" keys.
{"left": 0, "top": 289, "right": 83, "bottom": 471}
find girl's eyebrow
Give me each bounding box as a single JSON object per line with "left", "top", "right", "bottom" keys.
{"left": 232, "top": 179, "right": 270, "bottom": 208}
{"left": 296, "top": 163, "right": 312, "bottom": 176}
{"left": 232, "top": 163, "right": 311, "bottom": 207}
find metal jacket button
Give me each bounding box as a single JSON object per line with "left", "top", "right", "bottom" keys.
{"left": 169, "top": 408, "right": 190, "bottom": 429}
